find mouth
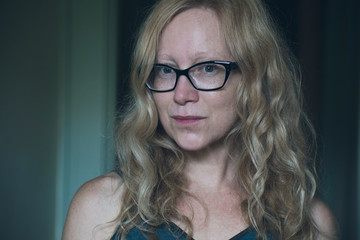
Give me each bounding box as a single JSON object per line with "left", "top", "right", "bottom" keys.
{"left": 172, "top": 115, "right": 206, "bottom": 125}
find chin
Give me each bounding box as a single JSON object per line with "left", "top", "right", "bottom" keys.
{"left": 175, "top": 138, "right": 217, "bottom": 153}
{"left": 173, "top": 139, "right": 205, "bottom": 152}
{"left": 177, "top": 143, "right": 204, "bottom": 152}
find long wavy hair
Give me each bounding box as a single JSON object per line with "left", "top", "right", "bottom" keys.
{"left": 114, "top": 0, "right": 318, "bottom": 239}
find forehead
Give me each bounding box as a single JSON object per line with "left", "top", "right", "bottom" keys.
{"left": 157, "top": 8, "right": 232, "bottom": 64}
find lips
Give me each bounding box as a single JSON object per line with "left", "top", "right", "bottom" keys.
{"left": 172, "top": 115, "right": 205, "bottom": 125}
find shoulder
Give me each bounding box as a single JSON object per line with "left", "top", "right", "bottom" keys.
{"left": 311, "top": 198, "right": 338, "bottom": 239}
{"left": 62, "top": 172, "right": 124, "bottom": 240}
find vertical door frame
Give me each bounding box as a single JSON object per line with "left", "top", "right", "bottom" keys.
{"left": 55, "top": 0, "right": 118, "bottom": 239}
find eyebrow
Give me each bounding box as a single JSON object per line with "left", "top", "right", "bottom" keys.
{"left": 156, "top": 53, "right": 230, "bottom": 67}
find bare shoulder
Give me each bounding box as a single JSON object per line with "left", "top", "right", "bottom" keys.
{"left": 62, "top": 172, "right": 124, "bottom": 240}
{"left": 311, "top": 198, "right": 338, "bottom": 240}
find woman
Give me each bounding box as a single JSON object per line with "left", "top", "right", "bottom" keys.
{"left": 62, "top": 0, "right": 337, "bottom": 239}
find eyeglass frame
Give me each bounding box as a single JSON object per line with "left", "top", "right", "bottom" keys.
{"left": 145, "top": 60, "right": 239, "bottom": 92}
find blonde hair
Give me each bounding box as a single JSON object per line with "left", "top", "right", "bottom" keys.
{"left": 114, "top": 0, "right": 318, "bottom": 239}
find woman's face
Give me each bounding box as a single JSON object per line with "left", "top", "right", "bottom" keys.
{"left": 153, "top": 8, "right": 241, "bottom": 153}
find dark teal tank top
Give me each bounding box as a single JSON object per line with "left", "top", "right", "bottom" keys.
{"left": 110, "top": 221, "right": 275, "bottom": 240}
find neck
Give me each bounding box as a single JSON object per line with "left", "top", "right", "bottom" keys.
{"left": 182, "top": 141, "right": 238, "bottom": 191}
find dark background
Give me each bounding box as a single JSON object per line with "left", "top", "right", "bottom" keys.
{"left": 117, "top": 0, "right": 359, "bottom": 239}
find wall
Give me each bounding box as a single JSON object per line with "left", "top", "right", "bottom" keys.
{"left": 0, "top": 0, "right": 59, "bottom": 239}
{"left": 0, "top": 0, "right": 117, "bottom": 239}
{"left": 55, "top": 0, "right": 117, "bottom": 238}
{"left": 319, "top": 0, "right": 360, "bottom": 238}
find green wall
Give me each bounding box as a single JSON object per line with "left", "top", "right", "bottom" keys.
{"left": 0, "top": 0, "right": 60, "bottom": 239}
{"left": 0, "top": 0, "right": 117, "bottom": 239}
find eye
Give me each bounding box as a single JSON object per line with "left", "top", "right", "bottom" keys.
{"left": 203, "top": 65, "right": 216, "bottom": 73}
{"left": 153, "top": 65, "right": 175, "bottom": 79}
{"left": 160, "top": 66, "right": 174, "bottom": 74}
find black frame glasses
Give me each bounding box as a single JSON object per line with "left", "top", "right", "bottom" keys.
{"left": 145, "top": 60, "right": 238, "bottom": 92}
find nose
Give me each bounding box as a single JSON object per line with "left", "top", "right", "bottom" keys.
{"left": 173, "top": 75, "right": 199, "bottom": 105}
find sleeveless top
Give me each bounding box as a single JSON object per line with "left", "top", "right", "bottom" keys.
{"left": 110, "top": 221, "right": 275, "bottom": 240}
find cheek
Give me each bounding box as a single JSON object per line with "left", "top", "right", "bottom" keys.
{"left": 153, "top": 94, "right": 170, "bottom": 127}
{"left": 153, "top": 94, "right": 167, "bottom": 114}
{"left": 215, "top": 103, "right": 238, "bottom": 128}
{"left": 213, "top": 91, "right": 239, "bottom": 128}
